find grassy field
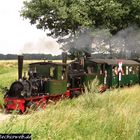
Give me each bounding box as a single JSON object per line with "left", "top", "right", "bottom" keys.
{"left": 0, "top": 61, "right": 140, "bottom": 140}
{"left": 0, "top": 86, "right": 140, "bottom": 140}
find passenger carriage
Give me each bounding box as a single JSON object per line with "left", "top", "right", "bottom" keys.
{"left": 83, "top": 59, "right": 140, "bottom": 89}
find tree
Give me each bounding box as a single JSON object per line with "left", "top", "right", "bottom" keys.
{"left": 21, "top": 0, "right": 140, "bottom": 38}
{"left": 21, "top": 0, "right": 140, "bottom": 59}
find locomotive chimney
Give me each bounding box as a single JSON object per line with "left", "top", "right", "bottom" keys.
{"left": 18, "top": 55, "right": 24, "bottom": 80}
{"left": 62, "top": 52, "right": 67, "bottom": 63}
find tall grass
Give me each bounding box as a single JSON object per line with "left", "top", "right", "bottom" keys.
{"left": 0, "top": 85, "right": 140, "bottom": 140}
{"left": 84, "top": 77, "right": 100, "bottom": 94}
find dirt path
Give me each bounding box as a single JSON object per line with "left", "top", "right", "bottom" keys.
{"left": 0, "top": 112, "right": 11, "bottom": 122}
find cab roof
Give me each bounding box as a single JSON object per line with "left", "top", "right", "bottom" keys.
{"left": 29, "top": 62, "right": 67, "bottom": 66}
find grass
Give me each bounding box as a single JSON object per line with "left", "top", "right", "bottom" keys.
{"left": 0, "top": 86, "right": 140, "bottom": 140}
{"left": 0, "top": 61, "right": 140, "bottom": 140}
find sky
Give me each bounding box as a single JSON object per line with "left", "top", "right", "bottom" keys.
{"left": 0, "top": 0, "right": 62, "bottom": 55}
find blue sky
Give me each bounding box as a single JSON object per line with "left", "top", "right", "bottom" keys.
{"left": 0, "top": 0, "right": 62, "bottom": 55}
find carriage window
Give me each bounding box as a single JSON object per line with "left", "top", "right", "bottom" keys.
{"left": 133, "top": 67, "right": 135, "bottom": 74}
{"left": 122, "top": 67, "right": 125, "bottom": 75}
{"left": 133, "top": 66, "right": 139, "bottom": 75}
{"left": 100, "top": 64, "right": 104, "bottom": 75}
{"left": 87, "top": 66, "right": 92, "bottom": 74}
{"left": 129, "top": 67, "right": 133, "bottom": 74}
{"left": 113, "top": 66, "right": 118, "bottom": 76}
{"left": 136, "top": 66, "right": 139, "bottom": 74}
{"left": 129, "top": 66, "right": 137, "bottom": 75}
{"left": 126, "top": 66, "right": 129, "bottom": 75}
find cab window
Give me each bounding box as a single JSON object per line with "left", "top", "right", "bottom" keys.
{"left": 50, "top": 66, "right": 55, "bottom": 78}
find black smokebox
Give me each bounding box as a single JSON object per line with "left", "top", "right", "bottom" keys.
{"left": 18, "top": 55, "right": 24, "bottom": 80}
{"left": 62, "top": 52, "right": 67, "bottom": 63}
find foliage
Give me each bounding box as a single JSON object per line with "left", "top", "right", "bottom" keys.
{"left": 84, "top": 77, "right": 100, "bottom": 94}
{"left": 21, "top": 0, "right": 140, "bottom": 39}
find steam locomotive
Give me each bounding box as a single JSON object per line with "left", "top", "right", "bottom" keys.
{"left": 4, "top": 53, "right": 140, "bottom": 113}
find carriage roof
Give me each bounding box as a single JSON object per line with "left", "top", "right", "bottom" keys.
{"left": 89, "top": 59, "right": 140, "bottom": 65}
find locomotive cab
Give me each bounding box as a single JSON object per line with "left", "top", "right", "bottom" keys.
{"left": 29, "top": 62, "right": 67, "bottom": 80}
{"left": 29, "top": 62, "right": 68, "bottom": 95}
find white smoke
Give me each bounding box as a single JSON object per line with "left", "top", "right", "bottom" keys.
{"left": 61, "top": 28, "right": 93, "bottom": 52}
{"left": 92, "top": 26, "right": 140, "bottom": 58}
{"left": 21, "top": 37, "right": 62, "bottom": 55}
{"left": 21, "top": 26, "right": 140, "bottom": 58}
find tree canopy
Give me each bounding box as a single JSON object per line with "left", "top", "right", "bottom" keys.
{"left": 21, "top": 0, "right": 140, "bottom": 38}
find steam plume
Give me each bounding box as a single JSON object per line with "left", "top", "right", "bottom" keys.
{"left": 21, "top": 37, "right": 62, "bottom": 55}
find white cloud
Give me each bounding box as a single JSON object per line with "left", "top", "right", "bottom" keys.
{"left": 0, "top": 0, "right": 62, "bottom": 55}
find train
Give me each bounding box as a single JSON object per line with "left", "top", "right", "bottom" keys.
{"left": 4, "top": 53, "right": 140, "bottom": 113}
